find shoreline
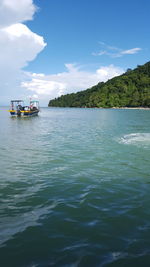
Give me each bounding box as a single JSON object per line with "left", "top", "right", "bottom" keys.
{"left": 111, "top": 107, "right": 150, "bottom": 110}
{"left": 48, "top": 106, "right": 150, "bottom": 110}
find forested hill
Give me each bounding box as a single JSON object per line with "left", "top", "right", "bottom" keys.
{"left": 48, "top": 61, "right": 150, "bottom": 108}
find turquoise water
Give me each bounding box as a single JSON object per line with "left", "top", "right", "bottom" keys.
{"left": 0, "top": 107, "right": 150, "bottom": 267}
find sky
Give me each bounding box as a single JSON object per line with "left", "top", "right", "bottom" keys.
{"left": 0, "top": 0, "right": 150, "bottom": 106}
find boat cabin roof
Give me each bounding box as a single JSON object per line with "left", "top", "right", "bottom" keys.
{"left": 30, "top": 100, "right": 39, "bottom": 103}
{"left": 11, "top": 100, "right": 23, "bottom": 103}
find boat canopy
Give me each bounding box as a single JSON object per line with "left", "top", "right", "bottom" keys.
{"left": 30, "top": 100, "right": 39, "bottom": 108}
{"left": 10, "top": 100, "right": 23, "bottom": 104}
{"left": 10, "top": 100, "right": 24, "bottom": 108}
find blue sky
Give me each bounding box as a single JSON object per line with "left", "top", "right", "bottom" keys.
{"left": 26, "top": 0, "right": 149, "bottom": 73}
{"left": 0, "top": 0, "right": 149, "bottom": 105}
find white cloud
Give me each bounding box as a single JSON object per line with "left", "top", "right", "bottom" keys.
{"left": 1, "top": 23, "right": 46, "bottom": 69}
{"left": 22, "top": 79, "right": 66, "bottom": 96}
{"left": 121, "top": 48, "right": 142, "bottom": 55}
{"left": 93, "top": 42, "right": 142, "bottom": 58}
{"left": 22, "top": 64, "right": 124, "bottom": 104}
{"left": 0, "top": 0, "right": 46, "bottom": 104}
{"left": 0, "top": 0, "right": 36, "bottom": 28}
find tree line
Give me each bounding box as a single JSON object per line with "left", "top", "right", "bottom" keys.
{"left": 48, "top": 61, "right": 150, "bottom": 108}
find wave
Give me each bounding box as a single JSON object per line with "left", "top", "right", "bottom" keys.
{"left": 119, "top": 133, "right": 150, "bottom": 146}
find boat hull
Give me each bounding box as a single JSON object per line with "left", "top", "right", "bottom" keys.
{"left": 9, "top": 110, "right": 39, "bottom": 117}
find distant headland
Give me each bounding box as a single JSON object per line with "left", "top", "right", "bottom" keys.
{"left": 48, "top": 61, "right": 150, "bottom": 108}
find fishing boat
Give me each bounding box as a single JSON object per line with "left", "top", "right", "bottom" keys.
{"left": 9, "top": 100, "right": 40, "bottom": 117}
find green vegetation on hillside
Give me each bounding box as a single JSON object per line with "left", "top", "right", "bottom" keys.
{"left": 48, "top": 61, "right": 150, "bottom": 108}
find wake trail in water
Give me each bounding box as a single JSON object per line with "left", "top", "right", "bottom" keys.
{"left": 119, "top": 133, "right": 150, "bottom": 146}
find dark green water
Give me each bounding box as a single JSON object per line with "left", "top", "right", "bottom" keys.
{"left": 0, "top": 107, "right": 150, "bottom": 267}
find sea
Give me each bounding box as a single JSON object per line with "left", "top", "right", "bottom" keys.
{"left": 0, "top": 107, "right": 150, "bottom": 267}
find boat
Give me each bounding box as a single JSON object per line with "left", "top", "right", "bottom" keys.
{"left": 9, "top": 100, "right": 40, "bottom": 117}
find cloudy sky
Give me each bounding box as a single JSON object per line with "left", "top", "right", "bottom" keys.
{"left": 0, "top": 0, "right": 149, "bottom": 106}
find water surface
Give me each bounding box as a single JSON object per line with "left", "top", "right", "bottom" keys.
{"left": 0, "top": 107, "right": 150, "bottom": 266}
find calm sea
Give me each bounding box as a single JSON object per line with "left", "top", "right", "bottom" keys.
{"left": 0, "top": 107, "right": 150, "bottom": 267}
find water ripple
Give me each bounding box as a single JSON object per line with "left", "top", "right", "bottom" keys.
{"left": 1, "top": 108, "right": 150, "bottom": 266}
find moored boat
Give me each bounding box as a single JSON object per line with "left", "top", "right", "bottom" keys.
{"left": 9, "top": 100, "right": 40, "bottom": 117}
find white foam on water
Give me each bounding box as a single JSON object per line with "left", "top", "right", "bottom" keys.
{"left": 119, "top": 133, "right": 150, "bottom": 146}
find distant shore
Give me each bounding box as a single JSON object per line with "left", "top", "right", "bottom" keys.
{"left": 111, "top": 107, "right": 150, "bottom": 110}
{"left": 48, "top": 106, "right": 150, "bottom": 110}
